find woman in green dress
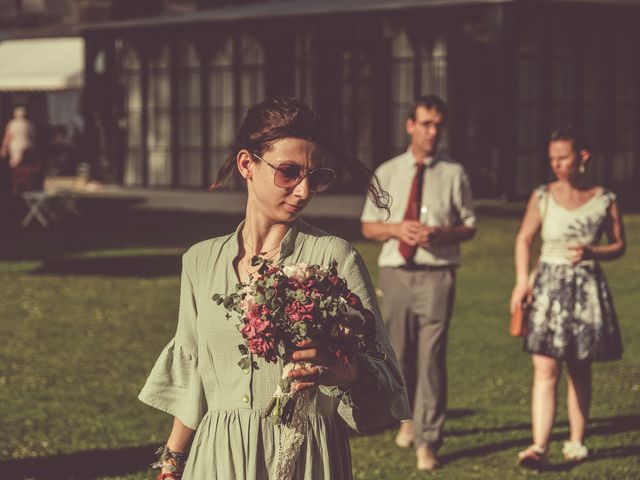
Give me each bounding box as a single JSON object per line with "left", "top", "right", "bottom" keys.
{"left": 140, "top": 97, "right": 411, "bottom": 479}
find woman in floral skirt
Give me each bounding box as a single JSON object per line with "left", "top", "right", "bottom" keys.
{"left": 510, "top": 127, "right": 626, "bottom": 469}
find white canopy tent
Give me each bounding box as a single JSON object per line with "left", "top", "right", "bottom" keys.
{"left": 0, "top": 37, "right": 84, "bottom": 129}
{"left": 0, "top": 37, "right": 84, "bottom": 92}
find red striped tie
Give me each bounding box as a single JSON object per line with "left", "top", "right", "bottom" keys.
{"left": 398, "top": 162, "right": 426, "bottom": 262}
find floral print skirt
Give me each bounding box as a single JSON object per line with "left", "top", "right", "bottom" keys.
{"left": 524, "top": 261, "right": 623, "bottom": 362}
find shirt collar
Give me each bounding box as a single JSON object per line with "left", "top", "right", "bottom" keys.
{"left": 405, "top": 147, "right": 437, "bottom": 168}
{"left": 231, "top": 218, "right": 301, "bottom": 264}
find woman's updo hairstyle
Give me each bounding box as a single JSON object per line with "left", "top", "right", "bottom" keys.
{"left": 549, "top": 126, "right": 589, "bottom": 155}
{"left": 212, "top": 97, "right": 390, "bottom": 212}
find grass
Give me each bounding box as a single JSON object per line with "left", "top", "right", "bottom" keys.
{"left": 0, "top": 200, "right": 638, "bottom": 479}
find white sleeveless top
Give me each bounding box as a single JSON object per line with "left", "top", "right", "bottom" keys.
{"left": 537, "top": 185, "right": 616, "bottom": 265}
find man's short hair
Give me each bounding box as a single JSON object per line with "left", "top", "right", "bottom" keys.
{"left": 408, "top": 95, "right": 449, "bottom": 123}
{"left": 549, "top": 126, "right": 589, "bottom": 154}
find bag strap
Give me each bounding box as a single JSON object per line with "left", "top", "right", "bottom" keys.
{"left": 540, "top": 185, "right": 550, "bottom": 224}
{"left": 530, "top": 185, "right": 550, "bottom": 286}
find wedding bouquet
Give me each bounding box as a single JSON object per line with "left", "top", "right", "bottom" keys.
{"left": 212, "top": 257, "right": 378, "bottom": 425}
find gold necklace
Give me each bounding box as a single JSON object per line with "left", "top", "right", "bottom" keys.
{"left": 240, "top": 232, "right": 281, "bottom": 278}
{"left": 242, "top": 230, "right": 281, "bottom": 257}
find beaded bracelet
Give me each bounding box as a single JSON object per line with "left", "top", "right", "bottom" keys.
{"left": 151, "top": 445, "right": 187, "bottom": 480}
{"left": 157, "top": 473, "right": 181, "bottom": 480}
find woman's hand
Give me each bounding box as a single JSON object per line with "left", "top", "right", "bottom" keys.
{"left": 287, "top": 343, "right": 359, "bottom": 392}
{"left": 510, "top": 283, "right": 530, "bottom": 314}
{"left": 567, "top": 245, "right": 593, "bottom": 265}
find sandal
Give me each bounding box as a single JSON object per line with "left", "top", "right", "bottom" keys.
{"left": 562, "top": 441, "right": 588, "bottom": 461}
{"left": 517, "top": 444, "right": 548, "bottom": 470}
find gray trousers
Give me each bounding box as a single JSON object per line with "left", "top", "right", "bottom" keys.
{"left": 378, "top": 266, "right": 456, "bottom": 450}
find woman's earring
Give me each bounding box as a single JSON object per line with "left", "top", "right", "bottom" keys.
{"left": 579, "top": 164, "right": 585, "bottom": 175}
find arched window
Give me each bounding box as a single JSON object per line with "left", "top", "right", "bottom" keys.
{"left": 208, "top": 34, "right": 265, "bottom": 183}
{"left": 341, "top": 47, "right": 374, "bottom": 170}
{"left": 294, "top": 32, "right": 314, "bottom": 100}
{"left": 391, "top": 30, "right": 414, "bottom": 155}
{"left": 208, "top": 37, "right": 234, "bottom": 181}
{"left": 515, "top": 28, "right": 543, "bottom": 195}
{"left": 421, "top": 37, "right": 447, "bottom": 100}
{"left": 93, "top": 49, "right": 106, "bottom": 75}
{"left": 580, "top": 33, "right": 606, "bottom": 183}
{"left": 122, "top": 44, "right": 143, "bottom": 186}
{"left": 239, "top": 34, "right": 265, "bottom": 117}
{"left": 419, "top": 36, "right": 448, "bottom": 152}
{"left": 390, "top": 30, "right": 448, "bottom": 156}
{"left": 611, "top": 32, "right": 636, "bottom": 186}
{"left": 176, "top": 43, "right": 203, "bottom": 187}
{"left": 549, "top": 36, "right": 575, "bottom": 130}
{"left": 147, "top": 46, "right": 172, "bottom": 186}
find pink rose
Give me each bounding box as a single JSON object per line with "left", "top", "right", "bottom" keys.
{"left": 241, "top": 307, "right": 278, "bottom": 362}
{"left": 285, "top": 300, "right": 315, "bottom": 324}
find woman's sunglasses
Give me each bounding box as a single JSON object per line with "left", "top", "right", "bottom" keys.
{"left": 252, "top": 153, "right": 335, "bottom": 193}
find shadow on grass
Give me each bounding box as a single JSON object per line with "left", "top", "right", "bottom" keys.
{"left": 32, "top": 255, "right": 183, "bottom": 277}
{"left": 0, "top": 443, "right": 157, "bottom": 480}
{"left": 446, "top": 408, "right": 475, "bottom": 419}
{"left": 349, "top": 409, "right": 476, "bottom": 439}
{"left": 440, "top": 414, "right": 640, "bottom": 469}
{"left": 447, "top": 413, "right": 640, "bottom": 438}
{"left": 1, "top": 200, "right": 366, "bottom": 263}
{"left": 0, "top": 205, "right": 244, "bottom": 262}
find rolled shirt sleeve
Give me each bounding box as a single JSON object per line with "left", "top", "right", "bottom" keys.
{"left": 138, "top": 251, "right": 207, "bottom": 430}
{"left": 360, "top": 165, "right": 390, "bottom": 224}
{"left": 455, "top": 168, "right": 476, "bottom": 228}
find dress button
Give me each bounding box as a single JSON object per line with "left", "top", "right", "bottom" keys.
{"left": 242, "top": 394, "right": 250, "bottom": 403}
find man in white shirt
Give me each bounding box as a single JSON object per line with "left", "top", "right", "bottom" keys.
{"left": 361, "top": 95, "right": 476, "bottom": 470}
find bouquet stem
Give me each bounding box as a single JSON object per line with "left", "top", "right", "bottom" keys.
{"left": 263, "top": 362, "right": 306, "bottom": 426}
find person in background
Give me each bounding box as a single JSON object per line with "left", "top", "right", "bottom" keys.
{"left": 361, "top": 95, "right": 476, "bottom": 471}
{"left": 511, "top": 127, "right": 625, "bottom": 469}
{"left": 1, "top": 106, "right": 37, "bottom": 193}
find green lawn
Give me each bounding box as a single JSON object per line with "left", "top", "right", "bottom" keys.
{"left": 0, "top": 203, "right": 638, "bottom": 479}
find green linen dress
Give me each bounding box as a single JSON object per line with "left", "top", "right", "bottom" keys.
{"left": 139, "top": 219, "right": 411, "bottom": 479}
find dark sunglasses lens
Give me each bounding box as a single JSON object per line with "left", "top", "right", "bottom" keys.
{"left": 275, "top": 164, "right": 303, "bottom": 187}
{"left": 308, "top": 169, "right": 335, "bottom": 192}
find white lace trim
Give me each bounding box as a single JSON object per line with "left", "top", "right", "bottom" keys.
{"left": 274, "top": 362, "right": 315, "bottom": 480}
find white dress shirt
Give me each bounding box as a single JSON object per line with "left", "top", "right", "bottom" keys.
{"left": 361, "top": 149, "right": 476, "bottom": 268}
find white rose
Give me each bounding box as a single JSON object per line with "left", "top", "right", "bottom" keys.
{"left": 315, "top": 266, "right": 331, "bottom": 277}
{"left": 284, "top": 263, "right": 309, "bottom": 282}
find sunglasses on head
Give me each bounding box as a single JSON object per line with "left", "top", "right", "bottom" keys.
{"left": 252, "top": 153, "right": 336, "bottom": 193}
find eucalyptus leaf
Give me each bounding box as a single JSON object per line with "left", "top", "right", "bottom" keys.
{"left": 238, "top": 356, "right": 251, "bottom": 370}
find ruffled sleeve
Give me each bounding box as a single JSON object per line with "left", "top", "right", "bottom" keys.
{"left": 321, "top": 241, "right": 411, "bottom": 433}
{"left": 138, "top": 251, "right": 207, "bottom": 430}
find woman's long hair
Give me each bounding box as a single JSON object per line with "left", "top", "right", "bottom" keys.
{"left": 211, "top": 97, "right": 390, "bottom": 212}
